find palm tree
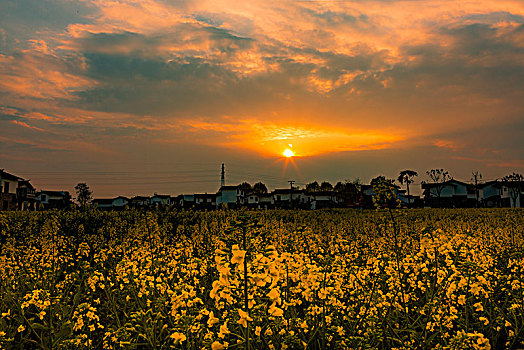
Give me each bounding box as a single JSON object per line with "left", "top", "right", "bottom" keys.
{"left": 397, "top": 170, "right": 418, "bottom": 207}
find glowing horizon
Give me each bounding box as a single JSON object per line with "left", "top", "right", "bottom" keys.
{"left": 283, "top": 149, "right": 294, "bottom": 158}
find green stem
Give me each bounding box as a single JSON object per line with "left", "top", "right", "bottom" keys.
{"left": 243, "top": 225, "right": 250, "bottom": 350}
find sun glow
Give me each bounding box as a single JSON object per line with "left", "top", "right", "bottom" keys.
{"left": 283, "top": 149, "right": 294, "bottom": 157}
{"left": 182, "top": 119, "right": 404, "bottom": 157}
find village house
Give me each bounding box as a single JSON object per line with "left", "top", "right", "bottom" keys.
{"left": 175, "top": 194, "right": 194, "bottom": 209}
{"left": 92, "top": 198, "right": 113, "bottom": 210}
{"left": 481, "top": 180, "right": 523, "bottom": 208}
{"left": 308, "top": 190, "right": 336, "bottom": 209}
{"left": 502, "top": 180, "right": 524, "bottom": 208}
{"left": 243, "top": 192, "right": 262, "bottom": 209}
{"left": 36, "top": 190, "right": 71, "bottom": 210}
{"left": 398, "top": 191, "right": 422, "bottom": 208}
{"left": 0, "top": 169, "right": 23, "bottom": 210}
{"left": 112, "top": 196, "right": 129, "bottom": 210}
{"left": 422, "top": 179, "right": 477, "bottom": 208}
{"left": 360, "top": 183, "right": 412, "bottom": 208}
{"left": 360, "top": 185, "right": 375, "bottom": 209}
{"left": 194, "top": 193, "right": 216, "bottom": 210}
{"left": 216, "top": 185, "right": 244, "bottom": 209}
{"left": 480, "top": 181, "right": 506, "bottom": 207}
{"left": 272, "top": 188, "right": 310, "bottom": 209}
{"left": 129, "top": 196, "right": 151, "bottom": 208}
{"left": 17, "top": 179, "right": 36, "bottom": 210}
{"left": 151, "top": 194, "right": 171, "bottom": 206}
{"left": 91, "top": 196, "right": 131, "bottom": 210}
{"left": 258, "top": 193, "right": 273, "bottom": 209}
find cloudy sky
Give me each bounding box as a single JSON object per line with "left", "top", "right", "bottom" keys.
{"left": 1, "top": 0, "right": 523, "bottom": 197}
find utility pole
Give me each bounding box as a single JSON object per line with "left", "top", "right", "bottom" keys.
{"left": 471, "top": 171, "right": 482, "bottom": 208}
{"left": 288, "top": 180, "right": 295, "bottom": 209}
{"left": 221, "top": 163, "right": 225, "bottom": 187}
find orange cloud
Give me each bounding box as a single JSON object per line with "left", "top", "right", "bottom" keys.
{"left": 10, "top": 120, "right": 46, "bottom": 132}
{"left": 433, "top": 139, "right": 457, "bottom": 150}
{"left": 0, "top": 51, "right": 94, "bottom": 100}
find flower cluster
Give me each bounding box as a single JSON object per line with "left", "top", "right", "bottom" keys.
{"left": 0, "top": 208, "right": 522, "bottom": 349}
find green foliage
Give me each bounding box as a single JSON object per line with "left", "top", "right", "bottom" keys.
{"left": 74, "top": 183, "right": 92, "bottom": 210}
{"left": 372, "top": 176, "right": 400, "bottom": 209}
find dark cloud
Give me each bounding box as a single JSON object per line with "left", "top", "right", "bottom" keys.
{"left": 74, "top": 24, "right": 253, "bottom": 56}
{"left": 463, "top": 11, "right": 524, "bottom": 24}
{"left": 0, "top": 0, "right": 93, "bottom": 53}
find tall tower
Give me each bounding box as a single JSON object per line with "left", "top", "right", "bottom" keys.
{"left": 221, "top": 163, "right": 225, "bottom": 187}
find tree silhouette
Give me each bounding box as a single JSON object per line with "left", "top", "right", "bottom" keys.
{"left": 320, "top": 181, "right": 333, "bottom": 191}
{"left": 471, "top": 171, "right": 482, "bottom": 208}
{"left": 75, "top": 183, "right": 92, "bottom": 210}
{"left": 334, "top": 181, "right": 360, "bottom": 207}
{"left": 503, "top": 172, "right": 523, "bottom": 208}
{"left": 425, "top": 169, "right": 452, "bottom": 207}
{"left": 239, "top": 182, "right": 253, "bottom": 193}
{"left": 397, "top": 170, "right": 418, "bottom": 207}
{"left": 371, "top": 175, "right": 388, "bottom": 186}
{"left": 253, "top": 182, "right": 268, "bottom": 195}
{"left": 306, "top": 181, "right": 320, "bottom": 192}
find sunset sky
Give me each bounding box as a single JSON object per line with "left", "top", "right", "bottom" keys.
{"left": 1, "top": 0, "right": 523, "bottom": 197}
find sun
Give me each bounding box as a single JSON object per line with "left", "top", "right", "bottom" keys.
{"left": 283, "top": 149, "right": 294, "bottom": 157}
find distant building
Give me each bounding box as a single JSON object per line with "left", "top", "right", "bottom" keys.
{"left": 398, "top": 191, "right": 422, "bottom": 208}
{"left": 91, "top": 196, "right": 129, "bottom": 210}
{"left": 480, "top": 181, "right": 505, "bottom": 207}
{"left": 112, "top": 196, "right": 129, "bottom": 210}
{"left": 129, "top": 196, "right": 151, "bottom": 208}
{"left": 17, "top": 180, "right": 36, "bottom": 210}
{"left": 151, "top": 194, "right": 171, "bottom": 206}
{"left": 308, "top": 191, "right": 335, "bottom": 210}
{"left": 0, "top": 170, "right": 24, "bottom": 210}
{"left": 481, "top": 180, "right": 524, "bottom": 208}
{"left": 176, "top": 194, "right": 195, "bottom": 209}
{"left": 194, "top": 193, "right": 216, "bottom": 210}
{"left": 360, "top": 185, "right": 375, "bottom": 209}
{"left": 272, "top": 188, "right": 310, "bottom": 209}
{"left": 500, "top": 180, "right": 524, "bottom": 208}
{"left": 258, "top": 193, "right": 273, "bottom": 209}
{"left": 422, "top": 180, "right": 476, "bottom": 208}
{"left": 36, "top": 190, "right": 71, "bottom": 210}
{"left": 92, "top": 198, "right": 113, "bottom": 210}
{"left": 244, "top": 192, "right": 261, "bottom": 209}
{"left": 360, "top": 183, "right": 407, "bottom": 209}
{"left": 216, "top": 185, "right": 243, "bottom": 209}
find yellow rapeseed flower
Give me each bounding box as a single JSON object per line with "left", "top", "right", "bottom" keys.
{"left": 218, "top": 322, "right": 230, "bottom": 338}
{"left": 231, "top": 245, "right": 246, "bottom": 266}
{"left": 237, "top": 309, "right": 253, "bottom": 328}
{"left": 207, "top": 311, "right": 219, "bottom": 327}
{"left": 212, "top": 341, "right": 227, "bottom": 350}
{"left": 170, "top": 332, "right": 186, "bottom": 344}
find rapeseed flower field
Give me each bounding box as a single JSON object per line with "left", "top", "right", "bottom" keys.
{"left": 0, "top": 208, "right": 523, "bottom": 349}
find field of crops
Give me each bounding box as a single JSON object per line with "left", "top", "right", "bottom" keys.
{"left": 0, "top": 208, "right": 523, "bottom": 349}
